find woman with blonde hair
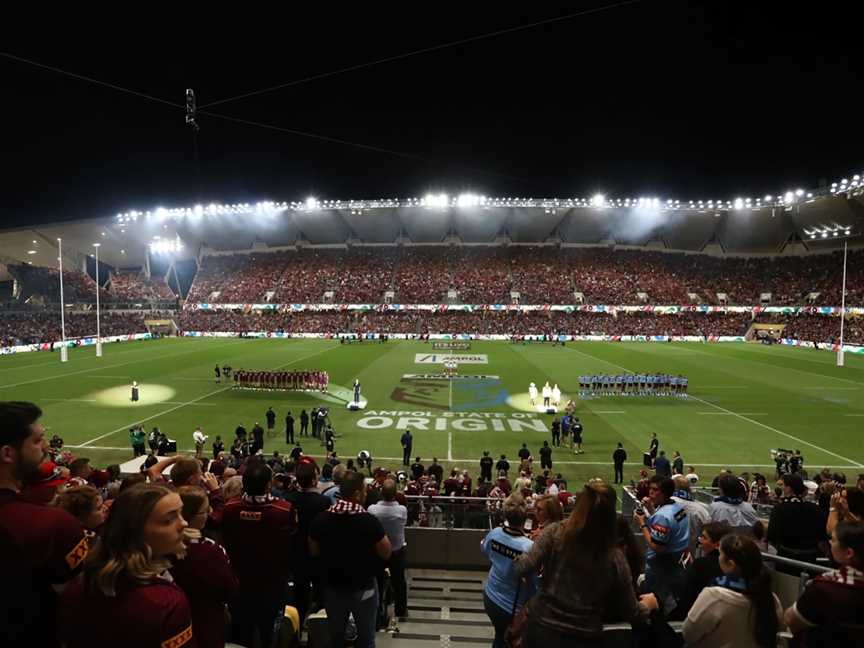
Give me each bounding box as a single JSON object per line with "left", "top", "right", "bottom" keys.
{"left": 61, "top": 483, "right": 194, "bottom": 648}
{"left": 515, "top": 481, "right": 657, "bottom": 647}
{"left": 531, "top": 494, "right": 563, "bottom": 540}
{"left": 171, "top": 485, "right": 237, "bottom": 648}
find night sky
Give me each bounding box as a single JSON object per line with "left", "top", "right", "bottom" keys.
{"left": 3, "top": 1, "right": 862, "bottom": 227}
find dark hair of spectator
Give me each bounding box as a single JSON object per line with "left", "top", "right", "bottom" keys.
{"left": 120, "top": 473, "right": 146, "bottom": 492}
{"left": 106, "top": 464, "right": 121, "bottom": 481}
{"left": 846, "top": 487, "right": 864, "bottom": 519}
{"left": 141, "top": 455, "right": 158, "bottom": 471}
{"left": 340, "top": 470, "right": 365, "bottom": 500}
{"left": 84, "top": 483, "right": 180, "bottom": 596}
{"left": 170, "top": 457, "right": 202, "bottom": 487}
{"left": 836, "top": 521, "right": 864, "bottom": 569}
{"left": 0, "top": 401, "right": 42, "bottom": 449}
{"left": 321, "top": 463, "right": 333, "bottom": 479}
{"left": 295, "top": 462, "right": 316, "bottom": 489}
{"left": 719, "top": 534, "right": 778, "bottom": 647}
{"left": 559, "top": 481, "right": 617, "bottom": 575}
{"left": 717, "top": 474, "right": 747, "bottom": 500}
{"left": 615, "top": 514, "right": 645, "bottom": 585}
{"left": 752, "top": 520, "right": 767, "bottom": 542}
{"left": 242, "top": 460, "right": 272, "bottom": 496}
{"left": 648, "top": 474, "right": 674, "bottom": 499}
{"left": 52, "top": 485, "right": 100, "bottom": 522}
{"left": 780, "top": 472, "right": 806, "bottom": 496}
{"left": 702, "top": 520, "right": 732, "bottom": 543}
{"left": 177, "top": 485, "right": 208, "bottom": 525}
{"left": 68, "top": 457, "right": 91, "bottom": 477}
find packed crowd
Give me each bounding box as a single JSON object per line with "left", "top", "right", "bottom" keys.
{"left": 5, "top": 399, "right": 862, "bottom": 648}
{"left": 109, "top": 271, "right": 175, "bottom": 302}
{"left": 180, "top": 246, "right": 864, "bottom": 306}
{"left": 0, "top": 312, "right": 148, "bottom": 347}
{"left": 7, "top": 264, "right": 111, "bottom": 304}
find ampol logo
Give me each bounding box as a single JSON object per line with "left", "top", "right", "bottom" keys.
{"left": 414, "top": 354, "right": 489, "bottom": 364}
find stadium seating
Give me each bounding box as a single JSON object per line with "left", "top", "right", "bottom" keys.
{"left": 109, "top": 271, "right": 175, "bottom": 302}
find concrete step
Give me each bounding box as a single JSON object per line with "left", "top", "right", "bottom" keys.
{"left": 399, "top": 608, "right": 490, "bottom": 622}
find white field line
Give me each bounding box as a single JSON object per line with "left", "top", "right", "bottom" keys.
{"left": 448, "top": 432, "right": 453, "bottom": 461}
{"left": 565, "top": 344, "right": 864, "bottom": 468}
{"left": 698, "top": 412, "right": 768, "bottom": 416}
{"left": 0, "top": 340, "right": 240, "bottom": 390}
{"left": 672, "top": 344, "right": 864, "bottom": 387}
{"left": 79, "top": 345, "right": 340, "bottom": 448}
{"left": 0, "top": 337, "right": 188, "bottom": 372}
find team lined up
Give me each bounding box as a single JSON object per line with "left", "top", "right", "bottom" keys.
{"left": 225, "top": 367, "right": 330, "bottom": 392}
{"left": 578, "top": 373, "right": 689, "bottom": 398}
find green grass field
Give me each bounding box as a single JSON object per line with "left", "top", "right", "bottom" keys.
{"left": 3, "top": 338, "right": 863, "bottom": 487}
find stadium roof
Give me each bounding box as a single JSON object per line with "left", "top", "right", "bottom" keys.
{"left": 0, "top": 180, "right": 861, "bottom": 271}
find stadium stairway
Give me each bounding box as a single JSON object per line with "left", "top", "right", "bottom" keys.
{"left": 377, "top": 568, "right": 493, "bottom": 647}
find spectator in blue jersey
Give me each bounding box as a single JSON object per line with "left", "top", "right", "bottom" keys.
{"left": 634, "top": 475, "right": 691, "bottom": 614}
{"left": 481, "top": 493, "right": 537, "bottom": 648}
{"left": 710, "top": 474, "right": 758, "bottom": 530}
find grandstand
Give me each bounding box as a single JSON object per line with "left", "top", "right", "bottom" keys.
{"left": 2, "top": 176, "right": 863, "bottom": 648}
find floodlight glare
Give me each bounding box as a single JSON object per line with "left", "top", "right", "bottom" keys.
{"left": 734, "top": 198, "right": 744, "bottom": 210}
{"left": 592, "top": 193, "right": 605, "bottom": 207}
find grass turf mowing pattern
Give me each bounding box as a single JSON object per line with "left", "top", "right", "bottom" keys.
{"left": 2, "top": 337, "right": 863, "bottom": 487}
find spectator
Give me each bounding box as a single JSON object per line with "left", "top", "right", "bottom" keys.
{"left": 531, "top": 494, "right": 563, "bottom": 540}
{"left": 0, "top": 401, "right": 87, "bottom": 648}
{"left": 51, "top": 484, "right": 107, "bottom": 541}
{"left": 495, "top": 454, "right": 510, "bottom": 479}
{"left": 654, "top": 450, "right": 672, "bottom": 478}
{"left": 309, "top": 470, "right": 391, "bottom": 648}
{"left": 672, "top": 475, "right": 711, "bottom": 554}
{"left": 222, "top": 461, "right": 298, "bottom": 647}
{"left": 710, "top": 474, "right": 758, "bottom": 529}
{"left": 827, "top": 485, "right": 864, "bottom": 536}
{"left": 171, "top": 485, "right": 237, "bottom": 648}
{"left": 322, "top": 464, "right": 345, "bottom": 502}
{"left": 683, "top": 533, "right": 782, "bottom": 648}
{"left": 428, "top": 457, "right": 444, "bottom": 486}
{"left": 615, "top": 514, "right": 645, "bottom": 589}
{"left": 368, "top": 478, "right": 409, "bottom": 620}
{"left": 767, "top": 472, "right": 827, "bottom": 568}
{"left": 784, "top": 521, "right": 864, "bottom": 646}
{"left": 676, "top": 521, "right": 732, "bottom": 618}
{"left": 685, "top": 466, "right": 700, "bottom": 485}
{"left": 60, "top": 484, "right": 194, "bottom": 648}
{"left": 283, "top": 462, "right": 332, "bottom": 626}
{"left": 481, "top": 493, "right": 538, "bottom": 648}
{"left": 515, "top": 482, "right": 658, "bottom": 646}
{"left": 634, "top": 475, "right": 691, "bottom": 614}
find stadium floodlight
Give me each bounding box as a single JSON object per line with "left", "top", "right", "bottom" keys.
{"left": 734, "top": 198, "right": 744, "bottom": 210}
{"left": 795, "top": 189, "right": 804, "bottom": 196}
{"left": 27, "top": 250, "right": 36, "bottom": 255}
{"left": 765, "top": 195, "right": 772, "bottom": 201}
{"left": 784, "top": 191, "right": 794, "bottom": 204}
{"left": 592, "top": 193, "right": 605, "bottom": 207}
{"left": 457, "top": 193, "right": 480, "bottom": 208}
{"left": 306, "top": 197, "right": 319, "bottom": 211}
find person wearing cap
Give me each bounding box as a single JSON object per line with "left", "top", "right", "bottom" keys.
{"left": 20, "top": 460, "right": 70, "bottom": 505}
{"left": 0, "top": 401, "right": 88, "bottom": 648}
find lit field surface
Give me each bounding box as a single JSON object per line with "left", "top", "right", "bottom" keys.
{"left": 3, "top": 337, "right": 863, "bottom": 486}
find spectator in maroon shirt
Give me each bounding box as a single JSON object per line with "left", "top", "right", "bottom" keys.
{"left": 61, "top": 483, "right": 194, "bottom": 648}
{"left": 222, "top": 460, "right": 298, "bottom": 647}
{"left": 0, "top": 401, "right": 88, "bottom": 648}
{"left": 785, "top": 521, "right": 864, "bottom": 647}
{"left": 172, "top": 485, "right": 237, "bottom": 648}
